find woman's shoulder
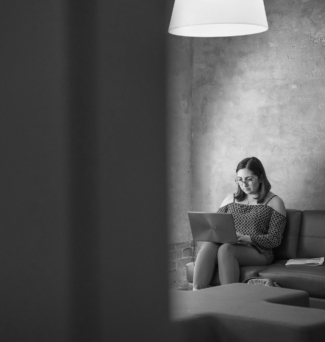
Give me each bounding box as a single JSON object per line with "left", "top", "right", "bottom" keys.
{"left": 265, "top": 192, "right": 286, "bottom": 217}
{"left": 219, "top": 193, "right": 234, "bottom": 208}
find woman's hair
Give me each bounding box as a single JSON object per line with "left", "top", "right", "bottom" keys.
{"left": 234, "top": 157, "right": 271, "bottom": 203}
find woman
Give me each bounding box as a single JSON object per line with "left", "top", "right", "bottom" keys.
{"left": 193, "top": 157, "right": 286, "bottom": 290}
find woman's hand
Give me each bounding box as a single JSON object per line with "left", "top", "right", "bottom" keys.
{"left": 236, "top": 232, "right": 252, "bottom": 244}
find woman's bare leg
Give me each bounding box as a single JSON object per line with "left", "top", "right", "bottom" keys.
{"left": 193, "top": 242, "right": 220, "bottom": 290}
{"left": 217, "top": 243, "right": 267, "bottom": 285}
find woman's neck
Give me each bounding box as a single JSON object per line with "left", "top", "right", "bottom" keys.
{"left": 245, "top": 194, "right": 258, "bottom": 204}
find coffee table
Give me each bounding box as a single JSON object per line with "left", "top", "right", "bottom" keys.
{"left": 170, "top": 283, "right": 325, "bottom": 342}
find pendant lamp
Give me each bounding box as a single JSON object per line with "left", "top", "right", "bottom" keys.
{"left": 168, "top": 0, "right": 268, "bottom": 37}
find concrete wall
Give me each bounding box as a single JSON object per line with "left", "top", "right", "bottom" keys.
{"left": 167, "top": 36, "right": 193, "bottom": 244}
{"left": 168, "top": 0, "right": 325, "bottom": 249}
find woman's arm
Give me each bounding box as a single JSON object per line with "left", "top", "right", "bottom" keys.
{"left": 219, "top": 193, "right": 234, "bottom": 208}
{"left": 267, "top": 196, "right": 286, "bottom": 217}
{"left": 250, "top": 210, "right": 286, "bottom": 249}
{"left": 238, "top": 196, "right": 286, "bottom": 247}
{"left": 217, "top": 194, "right": 233, "bottom": 213}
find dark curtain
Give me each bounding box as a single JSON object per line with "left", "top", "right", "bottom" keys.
{"left": 0, "top": 1, "right": 170, "bottom": 341}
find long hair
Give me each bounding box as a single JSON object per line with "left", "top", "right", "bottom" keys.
{"left": 234, "top": 157, "right": 271, "bottom": 203}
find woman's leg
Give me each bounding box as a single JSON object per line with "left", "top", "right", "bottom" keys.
{"left": 193, "top": 242, "right": 220, "bottom": 290}
{"left": 217, "top": 243, "right": 267, "bottom": 285}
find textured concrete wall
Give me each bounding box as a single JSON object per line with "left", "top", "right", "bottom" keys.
{"left": 168, "top": 0, "right": 325, "bottom": 245}
{"left": 192, "top": 0, "right": 325, "bottom": 212}
{"left": 167, "top": 36, "right": 193, "bottom": 243}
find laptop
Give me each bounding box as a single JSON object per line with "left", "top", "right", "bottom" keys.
{"left": 187, "top": 211, "right": 238, "bottom": 243}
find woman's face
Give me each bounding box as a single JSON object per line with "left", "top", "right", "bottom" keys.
{"left": 236, "top": 168, "right": 260, "bottom": 195}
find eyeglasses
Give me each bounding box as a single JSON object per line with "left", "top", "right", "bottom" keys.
{"left": 235, "top": 176, "right": 259, "bottom": 186}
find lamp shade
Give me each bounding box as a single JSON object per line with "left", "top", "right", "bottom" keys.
{"left": 168, "top": 0, "right": 268, "bottom": 37}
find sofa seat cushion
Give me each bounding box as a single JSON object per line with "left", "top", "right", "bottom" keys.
{"left": 259, "top": 261, "right": 325, "bottom": 299}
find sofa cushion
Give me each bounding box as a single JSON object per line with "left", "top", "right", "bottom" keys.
{"left": 273, "top": 209, "right": 302, "bottom": 260}
{"left": 259, "top": 261, "right": 325, "bottom": 299}
{"left": 297, "top": 210, "right": 325, "bottom": 258}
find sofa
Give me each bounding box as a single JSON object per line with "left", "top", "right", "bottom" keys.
{"left": 186, "top": 209, "right": 325, "bottom": 309}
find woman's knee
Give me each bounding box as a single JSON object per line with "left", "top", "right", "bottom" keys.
{"left": 197, "top": 242, "right": 219, "bottom": 258}
{"left": 218, "top": 243, "right": 236, "bottom": 258}
{"left": 199, "top": 242, "right": 219, "bottom": 253}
